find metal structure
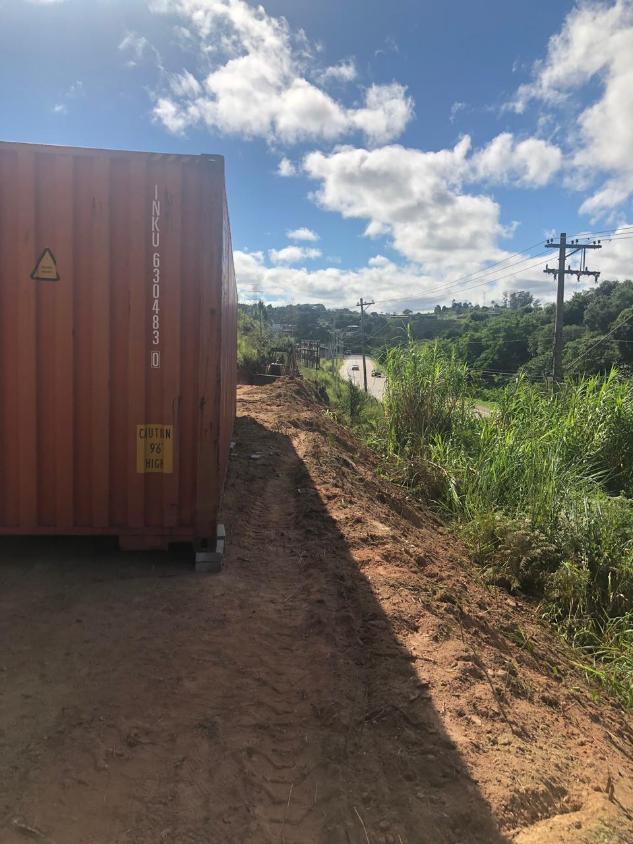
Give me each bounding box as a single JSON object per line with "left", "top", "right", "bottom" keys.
{"left": 297, "top": 340, "right": 321, "bottom": 369}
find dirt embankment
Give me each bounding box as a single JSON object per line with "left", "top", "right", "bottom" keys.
{"left": 1, "top": 378, "right": 632, "bottom": 844}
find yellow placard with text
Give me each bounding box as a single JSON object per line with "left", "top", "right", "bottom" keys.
{"left": 136, "top": 425, "right": 174, "bottom": 474}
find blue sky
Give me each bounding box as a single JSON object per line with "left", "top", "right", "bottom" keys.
{"left": 2, "top": 0, "right": 633, "bottom": 310}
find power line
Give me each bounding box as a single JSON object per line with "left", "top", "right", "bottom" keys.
{"left": 369, "top": 227, "right": 632, "bottom": 311}
{"left": 567, "top": 308, "right": 633, "bottom": 374}
{"left": 372, "top": 242, "right": 548, "bottom": 307}
{"left": 568, "top": 224, "right": 633, "bottom": 239}
{"left": 370, "top": 253, "right": 551, "bottom": 310}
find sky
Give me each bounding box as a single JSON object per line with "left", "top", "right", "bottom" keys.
{"left": 1, "top": 0, "right": 633, "bottom": 312}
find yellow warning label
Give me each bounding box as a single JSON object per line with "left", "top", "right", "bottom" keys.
{"left": 136, "top": 425, "right": 174, "bottom": 474}
{"left": 31, "top": 248, "right": 60, "bottom": 282}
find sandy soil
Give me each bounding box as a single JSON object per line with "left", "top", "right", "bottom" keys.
{"left": 1, "top": 379, "right": 632, "bottom": 844}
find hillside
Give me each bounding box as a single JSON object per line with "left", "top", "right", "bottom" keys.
{"left": 241, "top": 278, "right": 633, "bottom": 381}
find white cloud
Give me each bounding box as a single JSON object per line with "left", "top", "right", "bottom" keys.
{"left": 269, "top": 245, "right": 322, "bottom": 264}
{"left": 277, "top": 157, "right": 297, "bottom": 177}
{"left": 510, "top": 0, "right": 633, "bottom": 216}
{"left": 368, "top": 255, "right": 391, "bottom": 267}
{"left": 119, "top": 31, "right": 163, "bottom": 69}
{"left": 471, "top": 132, "right": 562, "bottom": 188}
{"left": 303, "top": 133, "right": 558, "bottom": 276}
{"left": 348, "top": 83, "right": 413, "bottom": 145}
{"left": 168, "top": 69, "right": 202, "bottom": 98}
{"left": 119, "top": 32, "right": 150, "bottom": 64}
{"left": 317, "top": 59, "right": 357, "bottom": 84}
{"left": 287, "top": 227, "right": 319, "bottom": 242}
{"left": 449, "top": 101, "right": 466, "bottom": 122}
{"left": 234, "top": 248, "right": 557, "bottom": 310}
{"left": 51, "top": 79, "right": 84, "bottom": 116}
{"left": 596, "top": 225, "right": 633, "bottom": 279}
{"left": 148, "top": 0, "right": 413, "bottom": 144}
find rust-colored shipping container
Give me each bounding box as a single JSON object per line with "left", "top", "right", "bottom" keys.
{"left": 0, "top": 141, "right": 236, "bottom": 553}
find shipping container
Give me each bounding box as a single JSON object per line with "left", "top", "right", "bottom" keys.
{"left": 0, "top": 141, "right": 237, "bottom": 554}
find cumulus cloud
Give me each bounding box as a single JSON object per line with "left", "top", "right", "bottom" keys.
{"left": 595, "top": 225, "right": 633, "bottom": 278}
{"left": 234, "top": 248, "right": 559, "bottom": 310}
{"left": 269, "top": 245, "right": 321, "bottom": 264}
{"left": 287, "top": 227, "right": 319, "bottom": 242}
{"left": 471, "top": 133, "right": 562, "bottom": 188}
{"left": 303, "top": 133, "right": 559, "bottom": 276}
{"left": 277, "top": 157, "right": 297, "bottom": 177}
{"left": 509, "top": 0, "right": 633, "bottom": 216}
{"left": 148, "top": 0, "right": 413, "bottom": 144}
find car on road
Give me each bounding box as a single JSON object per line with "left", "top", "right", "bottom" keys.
{"left": 351, "top": 364, "right": 359, "bottom": 371}
{"left": 371, "top": 369, "right": 383, "bottom": 377}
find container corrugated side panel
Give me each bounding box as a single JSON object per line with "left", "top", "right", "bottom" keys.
{"left": 0, "top": 142, "right": 234, "bottom": 543}
{"left": 218, "top": 188, "right": 237, "bottom": 502}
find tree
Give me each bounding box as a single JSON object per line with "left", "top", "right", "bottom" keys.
{"left": 613, "top": 306, "right": 633, "bottom": 365}
{"left": 507, "top": 291, "right": 534, "bottom": 310}
{"left": 562, "top": 337, "right": 620, "bottom": 376}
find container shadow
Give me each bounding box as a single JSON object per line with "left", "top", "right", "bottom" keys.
{"left": 0, "top": 413, "right": 511, "bottom": 843}
{"left": 220, "top": 413, "right": 510, "bottom": 843}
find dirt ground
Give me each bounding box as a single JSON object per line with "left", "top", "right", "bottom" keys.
{"left": 1, "top": 379, "right": 633, "bottom": 844}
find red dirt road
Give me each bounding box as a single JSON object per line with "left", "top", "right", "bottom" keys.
{"left": 1, "top": 380, "right": 632, "bottom": 843}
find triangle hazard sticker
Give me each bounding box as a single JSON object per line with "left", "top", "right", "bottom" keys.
{"left": 31, "top": 248, "right": 60, "bottom": 282}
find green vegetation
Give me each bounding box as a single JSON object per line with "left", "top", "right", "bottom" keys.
{"left": 238, "top": 307, "right": 294, "bottom": 378}
{"left": 237, "top": 308, "right": 269, "bottom": 377}
{"left": 301, "top": 360, "right": 382, "bottom": 431}
{"left": 380, "top": 341, "right": 633, "bottom": 709}
{"left": 241, "top": 278, "right": 633, "bottom": 382}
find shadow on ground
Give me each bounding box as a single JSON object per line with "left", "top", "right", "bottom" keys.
{"left": 0, "top": 414, "right": 508, "bottom": 843}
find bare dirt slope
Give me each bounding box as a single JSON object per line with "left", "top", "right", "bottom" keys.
{"left": 1, "top": 379, "right": 632, "bottom": 844}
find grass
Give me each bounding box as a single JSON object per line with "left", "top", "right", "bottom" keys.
{"left": 379, "top": 339, "right": 633, "bottom": 710}
{"left": 301, "top": 360, "right": 383, "bottom": 431}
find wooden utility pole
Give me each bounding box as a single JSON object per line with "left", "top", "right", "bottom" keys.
{"left": 545, "top": 234, "right": 602, "bottom": 386}
{"left": 551, "top": 232, "right": 567, "bottom": 385}
{"left": 357, "top": 297, "right": 375, "bottom": 393}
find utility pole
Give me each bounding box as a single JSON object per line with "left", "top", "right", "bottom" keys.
{"left": 331, "top": 313, "right": 342, "bottom": 383}
{"left": 356, "top": 297, "right": 375, "bottom": 393}
{"left": 545, "top": 233, "right": 601, "bottom": 386}
{"left": 257, "top": 300, "right": 264, "bottom": 342}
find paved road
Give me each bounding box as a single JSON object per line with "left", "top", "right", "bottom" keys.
{"left": 339, "top": 354, "right": 386, "bottom": 401}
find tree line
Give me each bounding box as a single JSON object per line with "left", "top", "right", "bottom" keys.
{"left": 241, "top": 278, "right": 633, "bottom": 380}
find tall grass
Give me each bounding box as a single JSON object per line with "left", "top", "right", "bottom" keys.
{"left": 384, "top": 341, "right": 473, "bottom": 452}
{"left": 302, "top": 363, "right": 382, "bottom": 431}
{"left": 382, "top": 340, "right": 633, "bottom": 708}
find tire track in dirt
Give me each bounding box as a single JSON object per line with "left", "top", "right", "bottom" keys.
{"left": 207, "top": 425, "right": 340, "bottom": 843}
